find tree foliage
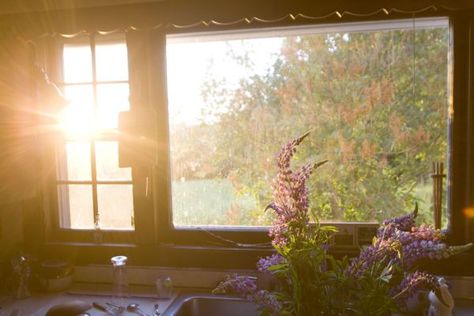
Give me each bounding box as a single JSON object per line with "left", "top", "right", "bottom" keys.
{"left": 171, "top": 27, "right": 448, "bottom": 224}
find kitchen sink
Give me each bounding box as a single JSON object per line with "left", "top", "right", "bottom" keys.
{"left": 164, "top": 293, "right": 260, "bottom": 316}
{"left": 163, "top": 293, "right": 474, "bottom": 316}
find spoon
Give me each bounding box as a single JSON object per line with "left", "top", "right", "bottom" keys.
{"left": 126, "top": 303, "right": 147, "bottom": 316}
{"left": 105, "top": 302, "right": 124, "bottom": 312}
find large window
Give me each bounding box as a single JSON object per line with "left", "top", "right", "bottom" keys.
{"left": 166, "top": 17, "right": 450, "bottom": 228}
{"left": 56, "top": 34, "right": 134, "bottom": 231}
{"left": 49, "top": 17, "right": 452, "bottom": 248}
{"left": 40, "top": 11, "right": 474, "bottom": 269}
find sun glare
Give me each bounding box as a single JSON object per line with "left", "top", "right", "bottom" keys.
{"left": 59, "top": 104, "right": 96, "bottom": 137}
{"left": 58, "top": 86, "right": 125, "bottom": 137}
{"left": 57, "top": 38, "right": 133, "bottom": 230}
{"left": 60, "top": 41, "right": 129, "bottom": 137}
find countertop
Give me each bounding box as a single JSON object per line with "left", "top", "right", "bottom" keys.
{"left": 1, "top": 283, "right": 473, "bottom": 315}
{"left": 0, "top": 283, "right": 179, "bottom": 316}
{"left": 0, "top": 265, "right": 246, "bottom": 315}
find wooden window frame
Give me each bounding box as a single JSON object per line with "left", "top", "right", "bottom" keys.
{"left": 36, "top": 12, "right": 474, "bottom": 271}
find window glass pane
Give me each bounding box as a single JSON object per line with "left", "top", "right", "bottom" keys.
{"left": 96, "top": 141, "right": 131, "bottom": 180}
{"left": 97, "top": 185, "right": 134, "bottom": 230}
{"left": 63, "top": 43, "right": 92, "bottom": 83}
{"left": 58, "top": 184, "right": 94, "bottom": 229}
{"left": 97, "top": 83, "right": 130, "bottom": 129}
{"left": 172, "top": 179, "right": 262, "bottom": 226}
{"left": 56, "top": 141, "right": 91, "bottom": 181}
{"left": 57, "top": 35, "right": 134, "bottom": 233}
{"left": 96, "top": 42, "right": 129, "bottom": 81}
{"left": 166, "top": 18, "right": 449, "bottom": 227}
{"left": 61, "top": 85, "right": 95, "bottom": 136}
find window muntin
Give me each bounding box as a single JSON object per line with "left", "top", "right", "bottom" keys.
{"left": 56, "top": 35, "right": 134, "bottom": 231}
{"left": 166, "top": 17, "right": 450, "bottom": 228}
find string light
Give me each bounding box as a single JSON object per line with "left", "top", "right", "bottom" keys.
{"left": 31, "top": 4, "right": 453, "bottom": 39}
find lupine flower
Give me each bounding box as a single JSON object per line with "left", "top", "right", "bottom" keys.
{"left": 266, "top": 132, "right": 327, "bottom": 247}
{"left": 380, "top": 204, "right": 418, "bottom": 234}
{"left": 214, "top": 135, "right": 472, "bottom": 316}
{"left": 346, "top": 236, "right": 402, "bottom": 277}
{"left": 251, "top": 290, "right": 282, "bottom": 315}
{"left": 394, "top": 271, "right": 440, "bottom": 309}
{"left": 276, "top": 131, "right": 310, "bottom": 173}
{"left": 257, "top": 254, "right": 285, "bottom": 272}
{"left": 213, "top": 275, "right": 281, "bottom": 315}
{"left": 347, "top": 205, "right": 473, "bottom": 278}
{"left": 212, "top": 274, "right": 257, "bottom": 296}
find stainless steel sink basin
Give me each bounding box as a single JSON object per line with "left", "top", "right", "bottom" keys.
{"left": 164, "top": 293, "right": 260, "bottom": 316}
{"left": 163, "top": 293, "right": 474, "bottom": 316}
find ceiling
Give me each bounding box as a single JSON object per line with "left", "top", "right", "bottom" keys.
{"left": 0, "top": 0, "right": 164, "bottom": 15}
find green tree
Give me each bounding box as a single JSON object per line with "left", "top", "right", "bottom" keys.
{"left": 175, "top": 27, "right": 448, "bottom": 225}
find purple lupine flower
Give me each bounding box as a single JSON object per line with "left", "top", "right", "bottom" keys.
{"left": 251, "top": 290, "right": 282, "bottom": 315}
{"left": 378, "top": 204, "right": 418, "bottom": 237}
{"left": 257, "top": 254, "right": 285, "bottom": 272}
{"left": 348, "top": 225, "right": 442, "bottom": 276}
{"left": 212, "top": 274, "right": 257, "bottom": 296}
{"left": 392, "top": 224, "right": 461, "bottom": 269}
{"left": 346, "top": 237, "right": 402, "bottom": 277}
{"left": 266, "top": 132, "right": 327, "bottom": 246}
{"left": 399, "top": 224, "right": 446, "bottom": 268}
{"left": 394, "top": 271, "right": 440, "bottom": 309}
{"left": 213, "top": 275, "right": 281, "bottom": 315}
{"left": 348, "top": 207, "right": 472, "bottom": 277}
{"left": 276, "top": 131, "right": 310, "bottom": 173}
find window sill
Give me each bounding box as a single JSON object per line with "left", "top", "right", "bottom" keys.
{"left": 39, "top": 242, "right": 274, "bottom": 269}
{"left": 73, "top": 265, "right": 256, "bottom": 289}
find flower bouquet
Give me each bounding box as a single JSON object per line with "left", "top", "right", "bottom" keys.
{"left": 213, "top": 132, "right": 472, "bottom": 316}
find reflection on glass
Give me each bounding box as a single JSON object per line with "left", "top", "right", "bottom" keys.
{"left": 63, "top": 44, "right": 92, "bottom": 83}
{"left": 56, "top": 141, "right": 91, "bottom": 181}
{"left": 97, "top": 185, "right": 134, "bottom": 230}
{"left": 58, "top": 184, "right": 94, "bottom": 229}
{"left": 97, "top": 83, "right": 130, "bottom": 129}
{"left": 96, "top": 42, "right": 129, "bottom": 81}
{"left": 96, "top": 141, "right": 131, "bottom": 180}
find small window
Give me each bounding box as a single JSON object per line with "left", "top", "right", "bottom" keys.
{"left": 56, "top": 34, "right": 134, "bottom": 231}
{"left": 166, "top": 17, "right": 450, "bottom": 228}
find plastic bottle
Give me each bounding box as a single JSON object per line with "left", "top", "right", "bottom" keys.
{"left": 111, "top": 255, "right": 128, "bottom": 310}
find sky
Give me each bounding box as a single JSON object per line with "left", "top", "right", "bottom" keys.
{"left": 166, "top": 36, "right": 283, "bottom": 127}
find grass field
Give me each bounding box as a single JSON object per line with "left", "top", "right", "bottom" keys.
{"left": 171, "top": 179, "right": 446, "bottom": 228}
{"left": 171, "top": 178, "right": 258, "bottom": 226}
{"left": 413, "top": 182, "right": 448, "bottom": 228}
